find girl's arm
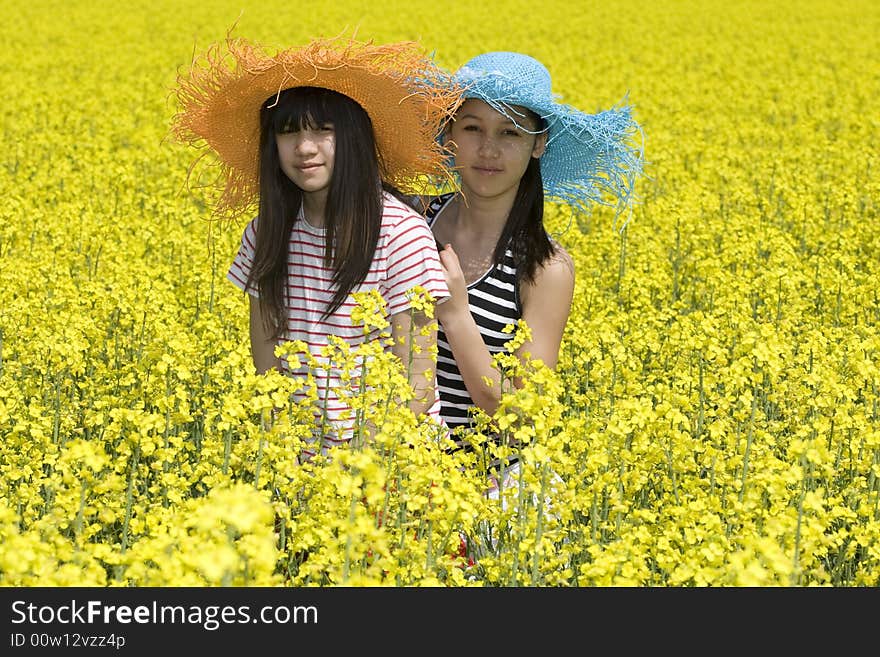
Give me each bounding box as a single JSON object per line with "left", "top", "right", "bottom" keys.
{"left": 516, "top": 248, "right": 575, "bottom": 370}
{"left": 390, "top": 308, "right": 438, "bottom": 417}
{"left": 436, "top": 245, "right": 574, "bottom": 415}
{"left": 249, "top": 296, "right": 281, "bottom": 374}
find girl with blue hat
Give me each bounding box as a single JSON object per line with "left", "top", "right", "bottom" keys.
{"left": 425, "top": 51, "right": 644, "bottom": 472}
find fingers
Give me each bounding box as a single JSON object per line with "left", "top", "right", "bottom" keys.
{"left": 438, "top": 242, "right": 457, "bottom": 264}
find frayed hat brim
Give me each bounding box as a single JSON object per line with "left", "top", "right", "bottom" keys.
{"left": 171, "top": 34, "right": 462, "bottom": 222}
{"left": 453, "top": 51, "right": 645, "bottom": 228}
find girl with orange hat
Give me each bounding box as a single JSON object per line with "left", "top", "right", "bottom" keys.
{"left": 172, "top": 36, "right": 460, "bottom": 457}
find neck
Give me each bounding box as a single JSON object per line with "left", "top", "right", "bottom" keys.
{"left": 453, "top": 185, "right": 516, "bottom": 241}
{"left": 301, "top": 190, "right": 328, "bottom": 228}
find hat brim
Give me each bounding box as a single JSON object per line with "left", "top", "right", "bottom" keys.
{"left": 458, "top": 74, "right": 644, "bottom": 224}
{"left": 539, "top": 101, "right": 644, "bottom": 219}
{"left": 172, "top": 37, "right": 461, "bottom": 220}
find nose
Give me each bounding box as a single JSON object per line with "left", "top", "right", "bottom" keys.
{"left": 294, "top": 131, "right": 319, "bottom": 155}
{"left": 477, "top": 134, "right": 499, "bottom": 158}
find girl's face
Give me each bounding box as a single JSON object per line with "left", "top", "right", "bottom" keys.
{"left": 276, "top": 122, "right": 336, "bottom": 197}
{"left": 446, "top": 98, "right": 546, "bottom": 199}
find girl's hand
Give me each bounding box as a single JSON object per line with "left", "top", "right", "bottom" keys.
{"left": 436, "top": 244, "right": 470, "bottom": 323}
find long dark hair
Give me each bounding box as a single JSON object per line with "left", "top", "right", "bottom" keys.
{"left": 492, "top": 110, "right": 555, "bottom": 286}
{"left": 246, "top": 86, "right": 384, "bottom": 338}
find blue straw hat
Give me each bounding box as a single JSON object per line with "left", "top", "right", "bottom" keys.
{"left": 452, "top": 51, "right": 644, "bottom": 227}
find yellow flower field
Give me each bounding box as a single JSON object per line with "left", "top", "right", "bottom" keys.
{"left": 1, "top": 0, "right": 878, "bottom": 586}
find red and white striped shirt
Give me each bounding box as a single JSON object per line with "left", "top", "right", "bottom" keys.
{"left": 227, "top": 192, "right": 449, "bottom": 456}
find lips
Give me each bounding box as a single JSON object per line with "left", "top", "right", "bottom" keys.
{"left": 473, "top": 165, "right": 503, "bottom": 173}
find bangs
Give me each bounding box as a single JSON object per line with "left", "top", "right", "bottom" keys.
{"left": 269, "top": 86, "right": 352, "bottom": 134}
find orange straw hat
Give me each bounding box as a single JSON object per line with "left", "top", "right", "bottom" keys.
{"left": 171, "top": 34, "right": 462, "bottom": 221}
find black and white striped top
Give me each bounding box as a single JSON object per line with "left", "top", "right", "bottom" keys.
{"left": 425, "top": 193, "right": 522, "bottom": 442}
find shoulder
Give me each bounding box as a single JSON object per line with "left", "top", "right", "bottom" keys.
{"left": 544, "top": 243, "right": 575, "bottom": 279}
{"left": 239, "top": 215, "right": 260, "bottom": 246}
{"left": 521, "top": 245, "right": 575, "bottom": 301}
{"left": 381, "top": 192, "right": 431, "bottom": 232}
{"left": 382, "top": 191, "right": 416, "bottom": 217}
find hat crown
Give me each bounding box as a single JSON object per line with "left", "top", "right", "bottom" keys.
{"left": 455, "top": 52, "right": 553, "bottom": 111}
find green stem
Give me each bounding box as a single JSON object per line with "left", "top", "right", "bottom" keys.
{"left": 530, "top": 464, "right": 549, "bottom": 585}
{"left": 342, "top": 493, "right": 358, "bottom": 583}
{"left": 222, "top": 427, "right": 233, "bottom": 475}
{"left": 113, "top": 441, "right": 141, "bottom": 582}
{"left": 791, "top": 456, "right": 807, "bottom": 585}
{"left": 74, "top": 480, "right": 88, "bottom": 541}
{"left": 254, "top": 410, "right": 268, "bottom": 488}
{"left": 739, "top": 388, "right": 758, "bottom": 504}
